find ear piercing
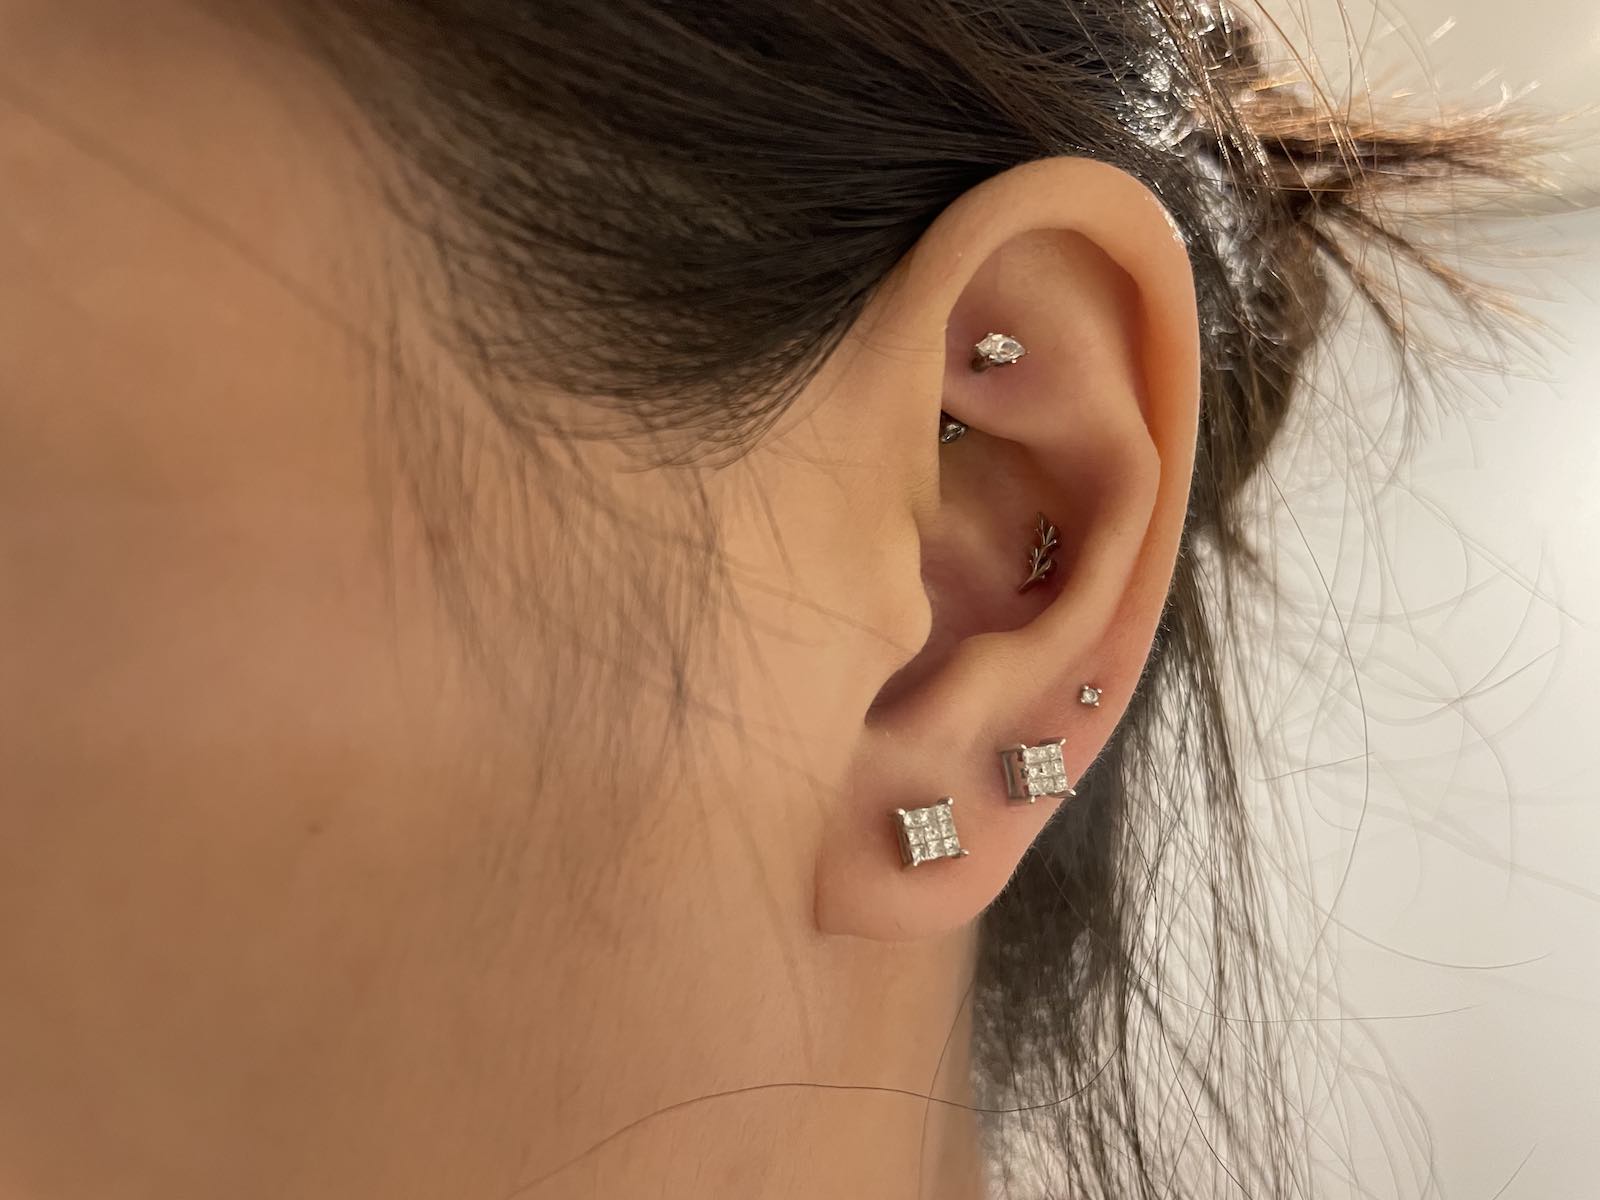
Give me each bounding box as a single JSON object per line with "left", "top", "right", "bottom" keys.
{"left": 998, "top": 738, "right": 1077, "bottom": 803}
{"left": 1018, "top": 512, "right": 1059, "bottom": 593}
{"left": 894, "top": 798, "right": 969, "bottom": 868}
{"left": 972, "top": 332, "right": 1027, "bottom": 372}
{"left": 892, "top": 704, "right": 1101, "bottom": 865}
{"left": 1079, "top": 684, "right": 1102, "bottom": 707}
{"left": 938, "top": 412, "right": 968, "bottom": 444}
{"left": 939, "top": 332, "right": 1026, "bottom": 443}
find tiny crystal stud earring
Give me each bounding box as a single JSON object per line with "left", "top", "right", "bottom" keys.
{"left": 998, "top": 739, "right": 1077, "bottom": 803}
{"left": 893, "top": 798, "right": 969, "bottom": 868}
{"left": 971, "top": 331, "right": 1027, "bottom": 372}
{"left": 1079, "top": 684, "right": 1102, "bottom": 707}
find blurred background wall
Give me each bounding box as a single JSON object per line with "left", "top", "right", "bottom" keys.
{"left": 1249, "top": 1, "right": 1599, "bottom": 1194}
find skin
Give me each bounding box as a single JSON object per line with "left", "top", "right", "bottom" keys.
{"left": 0, "top": 3, "right": 1200, "bottom": 1197}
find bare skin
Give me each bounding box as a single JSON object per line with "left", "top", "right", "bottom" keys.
{"left": 0, "top": 3, "right": 1199, "bottom": 1197}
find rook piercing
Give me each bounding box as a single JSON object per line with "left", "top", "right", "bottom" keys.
{"left": 938, "top": 412, "right": 969, "bottom": 444}
{"left": 1079, "top": 684, "right": 1103, "bottom": 707}
{"left": 1018, "top": 512, "right": 1058, "bottom": 593}
{"left": 894, "top": 798, "right": 969, "bottom": 867}
{"left": 972, "top": 332, "right": 1027, "bottom": 372}
{"left": 998, "top": 739, "right": 1077, "bottom": 803}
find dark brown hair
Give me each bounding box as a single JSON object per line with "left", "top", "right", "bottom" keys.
{"left": 296, "top": 2, "right": 1517, "bottom": 1194}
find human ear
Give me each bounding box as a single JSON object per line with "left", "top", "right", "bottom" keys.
{"left": 811, "top": 158, "right": 1201, "bottom": 941}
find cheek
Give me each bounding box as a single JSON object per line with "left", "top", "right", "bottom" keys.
{"left": 0, "top": 490, "right": 543, "bottom": 1185}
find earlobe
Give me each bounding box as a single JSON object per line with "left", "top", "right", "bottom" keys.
{"left": 811, "top": 158, "right": 1200, "bottom": 942}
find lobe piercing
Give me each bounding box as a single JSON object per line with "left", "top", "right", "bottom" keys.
{"left": 998, "top": 739, "right": 1077, "bottom": 803}
{"left": 1079, "top": 684, "right": 1102, "bottom": 707}
{"left": 893, "top": 798, "right": 969, "bottom": 867}
{"left": 938, "top": 412, "right": 968, "bottom": 444}
{"left": 1018, "top": 512, "right": 1059, "bottom": 593}
{"left": 972, "top": 332, "right": 1027, "bottom": 372}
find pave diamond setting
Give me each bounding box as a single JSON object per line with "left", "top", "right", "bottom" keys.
{"left": 971, "top": 332, "right": 1027, "bottom": 371}
{"left": 894, "top": 798, "right": 968, "bottom": 868}
{"left": 998, "top": 738, "right": 1076, "bottom": 803}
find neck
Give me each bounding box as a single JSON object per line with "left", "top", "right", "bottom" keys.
{"left": 522, "top": 832, "right": 986, "bottom": 1197}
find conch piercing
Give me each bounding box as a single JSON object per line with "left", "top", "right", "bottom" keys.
{"left": 1018, "top": 512, "right": 1059, "bottom": 593}
{"left": 893, "top": 798, "right": 969, "bottom": 867}
{"left": 972, "top": 332, "right": 1027, "bottom": 372}
{"left": 938, "top": 412, "right": 968, "bottom": 444}
{"left": 998, "top": 739, "right": 1077, "bottom": 803}
{"left": 1079, "top": 684, "right": 1102, "bottom": 707}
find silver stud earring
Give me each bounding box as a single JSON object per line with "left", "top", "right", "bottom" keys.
{"left": 1078, "top": 684, "right": 1102, "bottom": 707}
{"left": 893, "top": 798, "right": 969, "bottom": 867}
{"left": 938, "top": 411, "right": 968, "bottom": 444}
{"left": 971, "top": 332, "right": 1027, "bottom": 372}
{"left": 998, "top": 739, "right": 1077, "bottom": 803}
{"left": 1018, "top": 512, "right": 1059, "bottom": 593}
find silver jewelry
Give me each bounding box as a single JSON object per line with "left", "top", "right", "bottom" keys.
{"left": 1018, "top": 512, "right": 1058, "bottom": 593}
{"left": 1079, "top": 684, "right": 1102, "bottom": 707}
{"left": 971, "top": 332, "right": 1027, "bottom": 372}
{"left": 998, "top": 739, "right": 1076, "bottom": 803}
{"left": 939, "top": 412, "right": 968, "bottom": 444}
{"left": 894, "top": 798, "right": 969, "bottom": 867}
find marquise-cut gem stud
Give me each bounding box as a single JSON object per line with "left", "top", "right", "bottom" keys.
{"left": 971, "top": 332, "right": 1027, "bottom": 372}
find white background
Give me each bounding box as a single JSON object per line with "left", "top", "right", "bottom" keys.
{"left": 1251, "top": 1, "right": 1600, "bottom": 1195}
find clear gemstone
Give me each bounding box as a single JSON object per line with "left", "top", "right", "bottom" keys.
{"left": 976, "top": 332, "right": 1026, "bottom": 365}
{"left": 898, "top": 800, "right": 964, "bottom": 867}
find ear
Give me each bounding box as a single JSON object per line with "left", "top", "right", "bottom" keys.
{"left": 812, "top": 158, "right": 1201, "bottom": 941}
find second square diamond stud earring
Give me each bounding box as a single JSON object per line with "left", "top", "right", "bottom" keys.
{"left": 1079, "top": 684, "right": 1103, "bottom": 707}
{"left": 998, "top": 739, "right": 1077, "bottom": 803}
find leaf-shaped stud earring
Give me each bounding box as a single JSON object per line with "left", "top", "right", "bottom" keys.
{"left": 1018, "top": 512, "right": 1059, "bottom": 593}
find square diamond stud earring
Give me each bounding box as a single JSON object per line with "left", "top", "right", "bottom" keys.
{"left": 998, "top": 739, "right": 1077, "bottom": 803}
{"left": 893, "top": 798, "right": 969, "bottom": 868}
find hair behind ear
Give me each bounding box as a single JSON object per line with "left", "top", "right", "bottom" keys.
{"left": 300, "top": 0, "right": 1529, "bottom": 1193}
